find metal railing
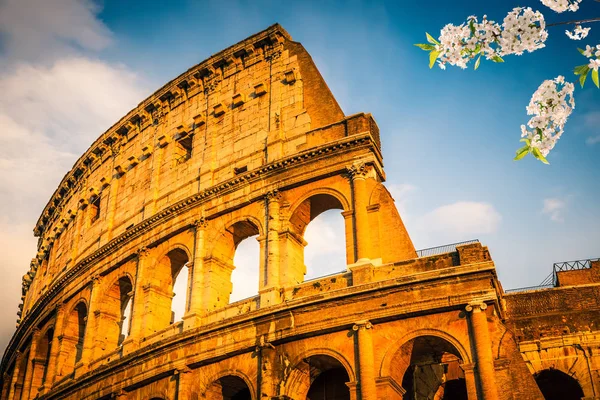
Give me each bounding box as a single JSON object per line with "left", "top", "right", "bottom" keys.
{"left": 505, "top": 257, "right": 599, "bottom": 293}
{"left": 416, "top": 239, "right": 480, "bottom": 258}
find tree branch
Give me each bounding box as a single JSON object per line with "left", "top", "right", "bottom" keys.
{"left": 547, "top": 17, "right": 600, "bottom": 27}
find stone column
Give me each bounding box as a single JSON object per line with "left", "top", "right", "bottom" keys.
{"left": 346, "top": 163, "right": 371, "bottom": 262}
{"left": 257, "top": 336, "right": 277, "bottom": 399}
{"left": 127, "top": 247, "right": 152, "bottom": 343}
{"left": 261, "top": 190, "right": 282, "bottom": 307}
{"left": 42, "top": 304, "right": 65, "bottom": 392}
{"left": 465, "top": 302, "right": 499, "bottom": 400}
{"left": 7, "top": 351, "right": 23, "bottom": 400}
{"left": 79, "top": 276, "right": 101, "bottom": 369}
{"left": 353, "top": 321, "right": 377, "bottom": 400}
{"left": 183, "top": 218, "right": 207, "bottom": 329}
{"left": 21, "top": 329, "right": 41, "bottom": 400}
{"left": 461, "top": 363, "right": 478, "bottom": 400}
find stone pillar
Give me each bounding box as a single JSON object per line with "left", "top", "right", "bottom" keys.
{"left": 465, "top": 302, "right": 499, "bottom": 400}
{"left": 183, "top": 218, "right": 207, "bottom": 329}
{"left": 7, "top": 351, "right": 23, "bottom": 400}
{"left": 176, "top": 367, "right": 194, "bottom": 400}
{"left": 21, "top": 329, "right": 41, "bottom": 400}
{"left": 257, "top": 337, "right": 277, "bottom": 399}
{"left": 261, "top": 190, "right": 282, "bottom": 307}
{"left": 105, "top": 154, "right": 122, "bottom": 241}
{"left": 79, "top": 276, "right": 101, "bottom": 369}
{"left": 346, "top": 163, "right": 371, "bottom": 262}
{"left": 128, "top": 247, "right": 151, "bottom": 343}
{"left": 461, "top": 363, "right": 478, "bottom": 400}
{"left": 43, "top": 304, "right": 65, "bottom": 390}
{"left": 353, "top": 321, "right": 377, "bottom": 400}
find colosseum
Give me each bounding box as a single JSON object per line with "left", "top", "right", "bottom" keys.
{"left": 2, "top": 24, "right": 600, "bottom": 400}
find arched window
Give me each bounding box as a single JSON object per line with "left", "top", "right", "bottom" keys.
{"left": 534, "top": 369, "right": 584, "bottom": 400}
{"left": 287, "top": 194, "right": 347, "bottom": 285}
{"left": 170, "top": 250, "right": 190, "bottom": 323}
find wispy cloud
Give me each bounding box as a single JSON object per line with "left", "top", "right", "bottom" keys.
{"left": 542, "top": 197, "right": 566, "bottom": 222}
{"left": 0, "top": 0, "right": 150, "bottom": 355}
{"left": 418, "top": 201, "right": 502, "bottom": 237}
{"left": 583, "top": 111, "right": 600, "bottom": 146}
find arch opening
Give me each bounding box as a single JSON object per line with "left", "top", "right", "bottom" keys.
{"left": 39, "top": 328, "right": 54, "bottom": 385}
{"left": 398, "top": 336, "right": 467, "bottom": 400}
{"left": 211, "top": 220, "right": 261, "bottom": 306}
{"left": 304, "top": 355, "right": 351, "bottom": 400}
{"left": 231, "top": 234, "right": 260, "bottom": 303}
{"left": 61, "top": 302, "right": 87, "bottom": 376}
{"left": 206, "top": 375, "right": 252, "bottom": 400}
{"left": 168, "top": 248, "right": 190, "bottom": 323}
{"left": 102, "top": 276, "right": 133, "bottom": 349}
{"left": 534, "top": 369, "right": 584, "bottom": 400}
{"left": 287, "top": 194, "right": 347, "bottom": 285}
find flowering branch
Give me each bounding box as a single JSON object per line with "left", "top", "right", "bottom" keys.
{"left": 415, "top": 2, "right": 600, "bottom": 164}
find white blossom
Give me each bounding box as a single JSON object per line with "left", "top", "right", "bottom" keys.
{"left": 590, "top": 59, "right": 600, "bottom": 71}
{"left": 499, "top": 8, "right": 548, "bottom": 56}
{"left": 520, "top": 76, "right": 575, "bottom": 157}
{"left": 540, "top": 0, "right": 582, "bottom": 13}
{"left": 565, "top": 25, "right": 591, "bottom": 40}
{"left": 582, "top": 44, "right": 600, "bottom": 58}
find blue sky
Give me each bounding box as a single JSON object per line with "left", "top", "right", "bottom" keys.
{"left": 0, "top": 0, "right": 599, "bottom": 351}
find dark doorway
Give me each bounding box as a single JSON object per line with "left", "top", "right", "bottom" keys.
{"left": 535, "top": 369, "right": 584, "bottom": 400}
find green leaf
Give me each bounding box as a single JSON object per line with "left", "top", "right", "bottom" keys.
{"left": 474, "top": 54, "right": 482, "bottom": 70}
{"left": 429, "top": 50, "right": 440, "bottom": 69}
{"left": 579, "top": 71, "right": 588, "bottom": 88}
{"left": 520, "top": 138, "right": 531, "bottom": 146}
{"left": 514, "top": 145, "right": 530, "bottom": 161}
{"left": 415, "top": 43, "right": 436, "bottom": 51}
{"left": 426, "top": 32, "right": 440, "bottom": 45}
{"left": 491, "top": 55, "right": 504, "bottom": 63}
{"left": 574, "top": 64, "right": 590, "bottom": 76}
{"left": 577, "top": 48, "right": 586, "bottom": 56}
{"left": 593, "top": 69, "right": 599, "bottom": 88}
{"left": 532, "top": 147, "right": 550, "bottom": 165}
{"left": 469, "top": 19, "right": 476, "bottom": 35}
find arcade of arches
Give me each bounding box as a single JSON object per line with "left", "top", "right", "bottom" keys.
{"left": 3, "top": 23, "right": 600, "bottom": 400}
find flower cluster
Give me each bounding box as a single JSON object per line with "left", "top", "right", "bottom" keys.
{"left": 540, "top": 0, "right": 582, "bottom": 13}
{"left": 566, "top": 25, "right": 591, "bottom": 40}
{"left": 498, "top": 7, "right": 548, "bottom": 56}
{"left": 575, "top": 45, "right": 600, "bottom": 88}
{"left": 517, "top": 76, "right": 575, "bottom": 162}
{"left": 436, "top": 15, "right": 502, "bottom": 69}
{"left": 582, "top": 44, "right": 600, "bottom": 58}
{"left": 417, "top": 8, "right": 548, "bottom": 70}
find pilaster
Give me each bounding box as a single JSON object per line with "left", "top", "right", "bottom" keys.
{"left": 353, "top": 320, "right": 377, "bottom": 400}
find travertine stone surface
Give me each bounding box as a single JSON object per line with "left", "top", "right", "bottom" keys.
{"left": 1, "top": 23, "right": 597, "bottom": 400}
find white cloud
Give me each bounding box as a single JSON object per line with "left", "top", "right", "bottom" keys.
{"left": 387, "top": 183, "right": 417, "bottom": 216}
{"left": 418, "top": 201, "right": 502, "bottom": 237}
{"left": 0, "top": 0, "right": 112, "bottom": 62}
{"left": 0, "top": 0, "right": 150, "bottom": 355}
{"left": 542, "top": 197, "right": 566, "bottom": 222}
{"left": 304, "top": 210, "right": 347, "bottom": 279}
{"left": 586, "top": 135, "right": 600, "bottom": 145}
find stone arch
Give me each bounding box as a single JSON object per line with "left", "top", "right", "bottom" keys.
{"left": 204, "top": 217, "right": 263, "bottom": 308}
{"left": 283, "top": 349, "right": 356, "bottom": 400}
{"left": 98, "top": 275, "right": 134, "bottom": 351}
{"left": 283, "top": 190, "right": 350, "bottom": 285}
{"left": 534, "top": 368, "right": 584, "bottom": 400}
{"left": 31, "top": 324, "right": 55, "bottom": 389}
{"left": 380, "top": 328, "right": 471, "bottom": 378}
{"left": 202, "top": 369, "right": 256, "bottom": 400}
{"left": 59, "top": 300, "right": 88, "bottom": 376}
{"left": 147, "top": 247, "right": 191, "bottom": 329}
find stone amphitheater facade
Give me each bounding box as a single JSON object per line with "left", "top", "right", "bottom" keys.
{"left": 2, "top": 24, "right": 600, "bottom": 400}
